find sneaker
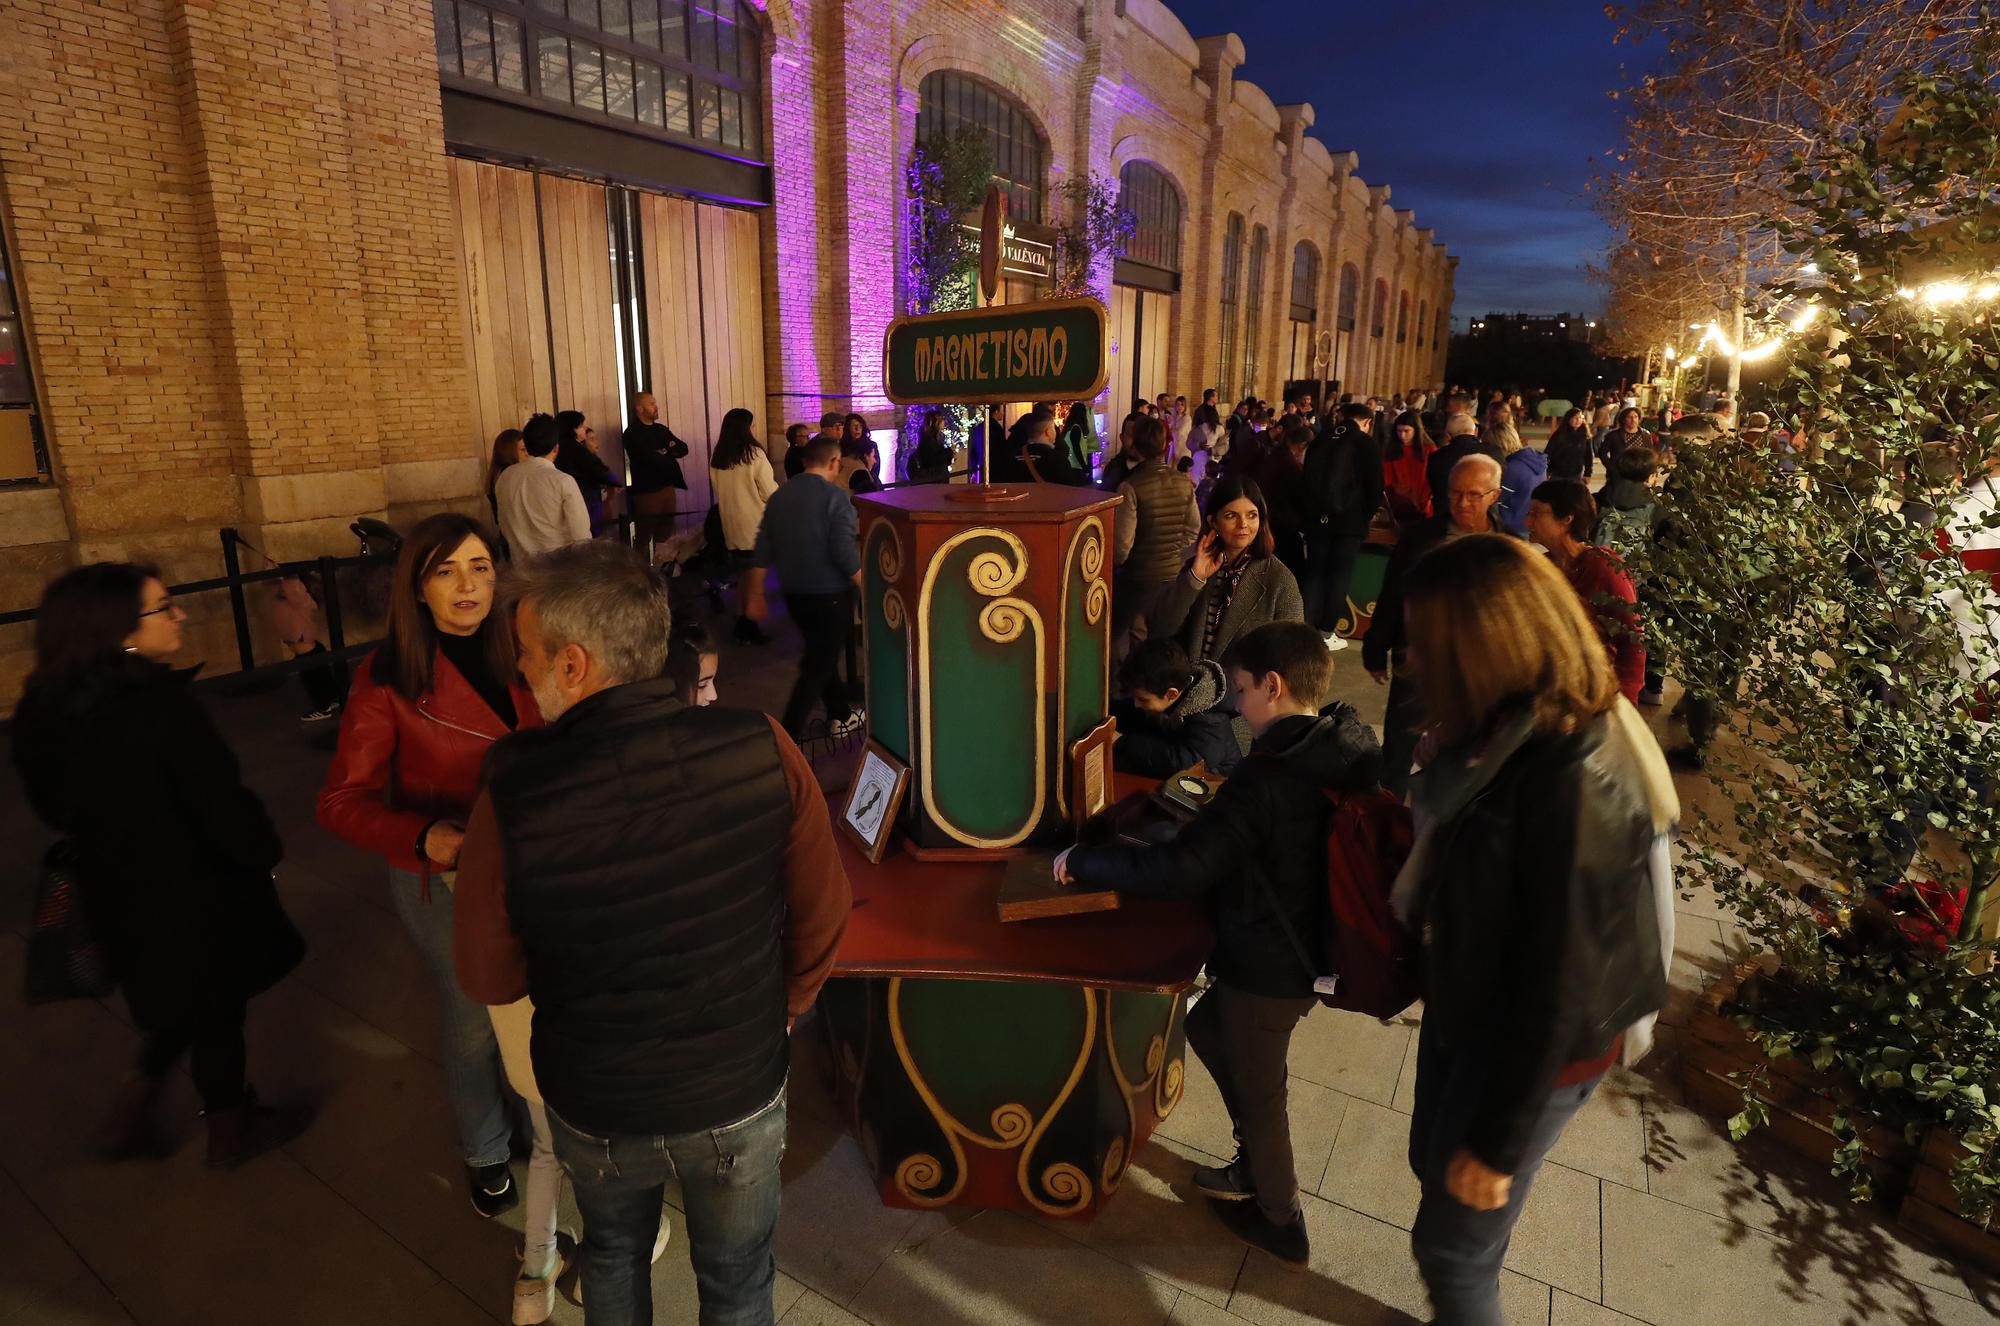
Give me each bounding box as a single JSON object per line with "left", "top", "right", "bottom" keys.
{"left": 1664, "top": 744, "right": 1705, "bottom": 774}
{"left": 1191, "top": 1156, "right": 1255, "bottom": 1202}
{"left": 468, "top": 1161, "right": 520, "bottom": 1219}
{"left": 829, "top": 708, "right": 867, "bottom": 737}
{"left": 300, "top": 701, "right": 342, "bottom": 723}
{"left": 513, "top": 1237, "right": 574, "bottom": 1326}
{"left": 1209, "top": 1197, "right": 1310, "bottom": 1270}
{"left": 1638, "top": 687, "right": 1664, "bottom": 707}
{"left": 1322, "top": 633, "right": 1350, "bottom": 652}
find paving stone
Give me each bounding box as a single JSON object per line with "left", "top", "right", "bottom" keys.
{"left": 782, "top": 1288, "right": 872, "bottom": 1325}
{"left": 847, "top": 1208, "right": 1178, "bottom": 1326}
{"left": 1546, "top": 1070, "right": 1651, "bottom": 1191}
{"left": 1505, "top": 1161, "right": 1602, "bottom": 1302}
{"left": 1601, "top": 1180, "right": 1994, "bottom": 1326}
{"left": 1316, "top": 1096, "right": 1421, "bottom": 1228}
{"left": 1154, "top": 1037, "right": 1348, "bottom": 1199}
{"left": 1286, "top": 1008, "right": 1413, "bottom": 1108}
{"left": 1552, "top": 1288, "right": 1650, "bottom": 1324}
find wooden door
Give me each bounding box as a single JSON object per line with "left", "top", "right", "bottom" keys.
{"left": 539, "top": 175, "right": 625, "bottom": 484}
{"left": 449, "top": 159, "right": 553, "bottom": 463}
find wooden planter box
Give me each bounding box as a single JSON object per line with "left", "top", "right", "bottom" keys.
{"left": 1898, "top": 1130, "right": 2000, "bottom": 1273}
{"left": 1681, "top": 958, "right": 1920, "bottom": 1198}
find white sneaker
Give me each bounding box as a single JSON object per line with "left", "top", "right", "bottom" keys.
{"left": 513, "top": 1241, "right": 572, "bottom": 1326}
{"left": 1323, "top": 633, "right": 1350, "bottom": 652}
{"left": 829, "top": 708, "right": 867, "bottom": 737}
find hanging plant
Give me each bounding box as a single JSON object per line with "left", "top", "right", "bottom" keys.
{"left": 899, "top": 130, "right": 992, "bottom": 475}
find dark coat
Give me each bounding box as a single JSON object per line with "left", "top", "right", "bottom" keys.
{"left": 555, "top": 438, "right": 621, "bottom": 530}
{"left": 1544, "top": 427, "right": 1593, "bottom": 481}
{"left": 1111, "top": 659, "right": 1247, "bottom": 779}
{"left": 1410, "top": 710, "right": 1666, "bottom": 1172}
{"left": 1147, "top": 554, "right": 1305, "bottom": 665}
{"left": 1299, "top": 424, "right": 1384, "bottom": 538}
{"left": 1066, "top": 709, "right": 1383, "bottom": 999}
{"left": 12, "top": 662, "right": 301, "bottom": 1029}
{"left": 623, "top": 421, "right": 689, "bottom": 493}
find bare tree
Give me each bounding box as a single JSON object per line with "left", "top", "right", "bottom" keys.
{"left": 1595, "top": 0, "right": 1986, "bottom": 395}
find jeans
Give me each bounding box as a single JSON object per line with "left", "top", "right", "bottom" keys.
{"left": 138, "top": 997, "right": 248, "bottom": 1112}
{"left": 1184, "top": 983, "right": 1316, "bottom": 1224}
{"left": 782, "top": 591, "right": 855, "bottom": 739}
{"left": 387, "top": 868, "right": 516, "bottom": 1167}
{"left": 1302, "top": 527, "right": 1366, "bottom": 635}
{"left": 1380, "top": 669, "right": 1426, "bottom": 801}
{"left": 549, "top": 1086, "right": 788, "bottom": 1326}
{"left": 1408, "top": 1021, "right": 1600, "bottom": 1326}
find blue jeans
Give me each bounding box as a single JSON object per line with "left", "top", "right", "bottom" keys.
{"left": 550, "top": 1086, "right": 788, "bottom": 1326}
{"left": 387, "top": 868, "right": 516, "bottom": 1168}
{"left": 1408, "top": 1020, "right": 1600, "bottom": 1326}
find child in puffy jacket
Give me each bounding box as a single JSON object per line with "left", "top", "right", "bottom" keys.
{"left": 1111, "top": 637, "right": 1247, "bottom": 778}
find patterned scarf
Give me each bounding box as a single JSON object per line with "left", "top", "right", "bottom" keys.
{"left": 1201, "top": 553, "right": 1255, "bottom": 660}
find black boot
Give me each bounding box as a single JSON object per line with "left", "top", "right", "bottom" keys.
{"left": 1209, "top": 1198, "right": 1310, "bottom": 1270}
{"left": 204, "top": 1088, "right": 313, "bottom": 1170}
{"left": 735, "top": 616, "right": 769, "bottom": 645}
{"left": 1191, "top": 1155, "right": 1255, "bottom": 1202}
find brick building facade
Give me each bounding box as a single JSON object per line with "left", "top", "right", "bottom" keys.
{"left": 0, "top": 0, "right": 1452, "bottom": 699}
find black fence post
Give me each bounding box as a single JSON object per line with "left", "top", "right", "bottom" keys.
{"left": 218, "top": 528, "right": 256, "bottom": 673}
{"left": 317, "top": 555, "right": 350, "bottom": 698}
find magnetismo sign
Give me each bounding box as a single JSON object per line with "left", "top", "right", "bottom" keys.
{"left": 883, "top": 298, "right": 1108, "bottom": 406}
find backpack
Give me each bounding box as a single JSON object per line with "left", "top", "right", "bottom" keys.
{"left": 1257, "top": 786, "right": 1419, "bottom": 1018}
{"left": 1597, "top": 503, "right": 1654, "bottom": 561}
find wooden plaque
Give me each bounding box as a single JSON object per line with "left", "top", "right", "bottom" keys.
{"left": 1068, "top": 716, "right": 1118, "bottom": 832}
{"left": 996, "top": 851, "right": 1121, "bottom": 923}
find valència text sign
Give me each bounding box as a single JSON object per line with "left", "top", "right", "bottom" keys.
{"left": 883, "top": 298, "right": 1109, "bottom": 406}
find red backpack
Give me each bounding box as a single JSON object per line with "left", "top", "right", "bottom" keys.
{"left": 1259, "top": 786, "right": 1420, "bottom": 1019}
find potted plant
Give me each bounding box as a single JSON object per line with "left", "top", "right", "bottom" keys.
{"left": 1647, "top": 36, "right": 2000, "bottom": 1253}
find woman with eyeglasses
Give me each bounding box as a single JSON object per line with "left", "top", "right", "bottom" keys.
{"left": 13, "top": 564, "right": 310, "bottom": 1168}
{"left": 318, "top": 513, "right": 540, "bottom": 1221}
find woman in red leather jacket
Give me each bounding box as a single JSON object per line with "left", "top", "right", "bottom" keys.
{"left": 317, "top": 512, "right": 539, "bottom": 1219}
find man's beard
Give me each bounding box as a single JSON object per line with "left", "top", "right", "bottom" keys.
{"left": 530, "top": 671, "right": 572, "bottom": 722}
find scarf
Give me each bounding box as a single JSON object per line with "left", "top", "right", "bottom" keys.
{"left": 1201, "top": 553, "right": 1255, "bottom": 660}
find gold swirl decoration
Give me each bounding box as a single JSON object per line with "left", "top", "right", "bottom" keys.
{"left": 1101, "top": 1137, "right": 1127, "bottom": 1196}
{"left": 1079, "top": 530, "right": 1104, "bottom": 581}
{"left": 895, "top": 1153, "right": 950, "bottom": 1205}
{"left": 1155, "top": 1058, "right": 1185, "bottom": 1120}
{"left": 1016, "top": 988, "right": 1100, "bottom": 1217}
{"left": 1101, "top": 993, "right": 1141, "bottom": 1185}
{"left": 883, "top": 590, "right": 907, "bottom": 631}
{"left": 917, "top": 528, "right": 1045, "bottom": 849}
{"left": 876, "top": 522, "right": 904, "bottom": 582}
{"left": 978, "top": 598, "right": 1032, "bottom": 644}
{"left": 988, "top": 1104, "right": 1033, "bottom": 1146}
{"left": 1144, "top": 1036, "right": 1165, "bottom": 1079}
{"left": 886, "top": 979, "right": 970, "bottom": 1208}
{"left": 1056, "top": 515, "right": 1110, "bottom": 818}
{"left": 1085, "top": 579, "right": 1108, "bottom": 627}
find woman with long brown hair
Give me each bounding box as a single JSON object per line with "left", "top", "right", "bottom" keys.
{"left": 318, "top": 512, "right": 539, "bottom": 1219}
{"left": 13, "top": 563, "right": 311, "bottom": 1168}
{"left": 1395, "top": 534, "right": 1672, "bottom": 1326}
{"left": 1145, "top": 475, "right": 1305, "bottom": 666}
{"left": 486, "top": 428, "right": 524, "bottom": 529}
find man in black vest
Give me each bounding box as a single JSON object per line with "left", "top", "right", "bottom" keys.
{"left": 622, "top": 391, "right": 689, "bottom": 566}
{"left": 453, "top": 541, "right": 851, "bottom": 1326}
{"left": 1298, "top": 402, "right": 1383, "bottom": 645}
{"left": 1111, "top": 415, "right": 1201, "bottom": 663}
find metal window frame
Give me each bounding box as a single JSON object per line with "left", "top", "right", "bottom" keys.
{"left": 1217, "top": 212, "right": 1244, "bottom": 402}
{"left": 437, "top": 0, "right": 766, "bottom": 163}
{"left": 915, "top": 71, "right": 1048, "bottom": 225}
{"left": 1288, "top": 239, "right": 1319, "bottom": 319}
{"left": 1117, "top": 161, "right": 1182, "bottom": 276}
{"left": 1242, "top": 223, "right": 1268, "bottom": 393}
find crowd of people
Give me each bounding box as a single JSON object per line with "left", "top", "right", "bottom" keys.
{"left": 16, "top": 366, "right": 1855, "bottom": 1326}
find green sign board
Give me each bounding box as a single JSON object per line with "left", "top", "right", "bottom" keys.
{"left": 883, "top": 298, "right": 1109, "bottom": 406}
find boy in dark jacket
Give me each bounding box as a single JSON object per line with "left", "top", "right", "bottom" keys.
{"left": 1058, "top": 621, "right": 1382, "bottom": 1269}
{"left": 1111, "top": 638, "right": 1247, "bottom": 778}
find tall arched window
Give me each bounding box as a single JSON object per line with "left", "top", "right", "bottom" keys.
{"left": 1289, "top": 242, "right": 1320, "bottom": 319}
{"left": 1242, "top": 224, "right": 1269, "bottom": 397}
{"left": 1336, "top": 263, "right": 1359, "bottom": 331}
{"left": 1396, "top": 291, "right": 1410, "bottom": 343}
{"left": 436, "top": 0, "right": 766, "bottom": 157}
{"left": 1371, "top": 279, "right": 1389, "bottom": 337}
{"left": 916, "top": 71, "right": 1048, "bottom": 223}
{"left": 1217, "top": 213, "right": 1245, "bottom": 402}
{"left": 1434, "top": 307, "right": 1445, "bottom": 347}
{"left": 1118, "top": 161, "right": 1183, "bottom": 276}
{"left": 1417, "top": 299, "right": 1428, "bottom": 347}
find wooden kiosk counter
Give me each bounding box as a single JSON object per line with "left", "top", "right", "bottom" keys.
{"left": 815, "top": 481, "right": 1213, "bottom": 1220}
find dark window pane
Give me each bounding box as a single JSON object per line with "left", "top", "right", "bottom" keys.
{"left": 718, "top": 89, "right": 741, "bottom": 147}
{"left": 537, "top": 34, "right": 571, "bottom": 102}
{"left": 433, "top": 0, "right": 458, "bottom": 74}
{"left": 601, "top": 0, "right": 630, "bottom": 38}
{"left": 568, "top": 0, "right": 599, "bottom": 29}
{"left": 605, "top": 51, "right": 634, "bottom": 118}
{"left": 737, "top": 2, "right": 759, "bottom": 81}
{"left": 660, "top": 0, "right": 686, "bottom": 56}
{"left": 692, "top": 2, "right": 718, "bottom": 70}
{"left": 694, "top": 80, "right": 719, "bottom": 140}
{"left": 715, "top": 7, "right": 737, "bottom": 76}
{"left": 459, "top": 4, "right": 494, "bottom": 82}
{"left": 0, "top": 340, "right": 29, "bottom": 406}
{"left": 663, "top": 69, "right": 691, "bottom": 132}
{"left": 535, "top": 0, "right": 563, "bottom": 13}
{"left": 632, "top": 0, "right": 661, "bottom": 46}
{"left": 635, "top": 60, "right": 664, "bottom": 125}
{"left": 494, "top": 14, "right": 525, "bottom": 89}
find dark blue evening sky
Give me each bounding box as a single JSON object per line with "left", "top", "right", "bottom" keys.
{"left": 1163, "top": 0, "right": 1630, "bottom": 325}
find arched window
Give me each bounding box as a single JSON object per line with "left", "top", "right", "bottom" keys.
{"left": 916, "top": 71, "right": 1048, "bottom": 223}
{"left": 437, "top": 0, "right": 766, "bottom": 157}
{"left": 1336, "top": 263, "right": 1359, "bottom": 332}
{"left": 1117, "top": 162, "right": 1183, "bottom": 275}
{"left": 1417, "top": 299, "right": 1428, "bottom": 347}
{"left": 1371, "top": 279, "right": 1389, "bottom": 337}
{"left": 1242, "top": 224, "right": 1269, "bottom": 397}
{"left": 1217, "top": 213, "right": 1245, "bottom": 402}
{"left": 1396, "top": 291, "right": 1410, "bottom": 343}
{"left": 1289, "top": 242, "right": 1320, "bottom": 320}
{"left": 1434, "top": 308, "right": 1445, "bottom": 347}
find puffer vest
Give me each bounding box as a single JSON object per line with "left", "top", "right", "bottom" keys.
{"left": 483, "top": 679, "right": 793, "bottom": 1137}
{"left": 1123, "top": 459, "right": 1199, "bottom": 584}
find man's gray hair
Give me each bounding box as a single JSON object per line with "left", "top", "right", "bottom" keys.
{"left": 508, "top": 541, "right": 671, "bottom": 685}
{"left": 1450, "top": 452, "right": 1503, "bottom": 485}
{"left": 1442, "top": 413, "right": 1478, "bottom": 439}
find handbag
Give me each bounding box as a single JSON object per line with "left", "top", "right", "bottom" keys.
{"left": 24, "top": 840, "right": 116, "bottom": 1003}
